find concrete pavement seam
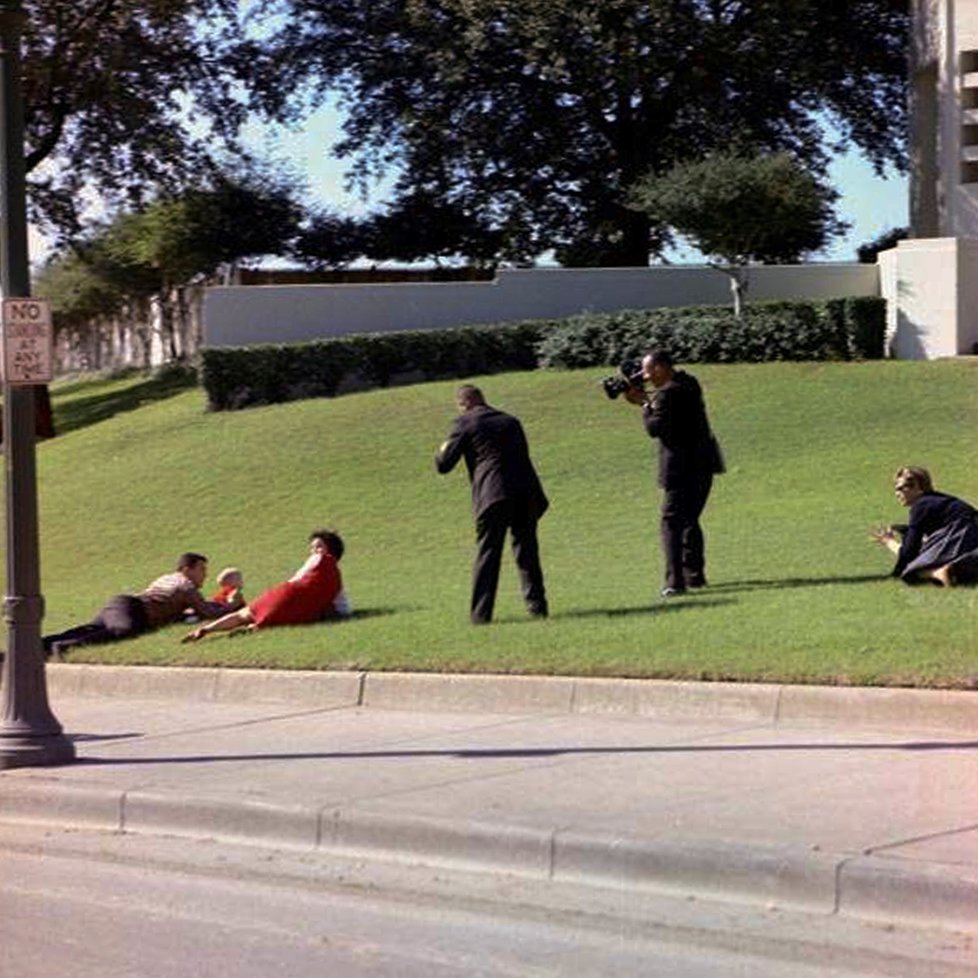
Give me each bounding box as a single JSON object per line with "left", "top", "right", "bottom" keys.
{"left": 119, "top": 790, "right": 130, "bottom": 833}
{"left": 832, "top": 854, "right": 853, "bottom": 915}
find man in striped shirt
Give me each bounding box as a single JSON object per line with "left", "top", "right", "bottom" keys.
{"left": 43, "top": 552, "right": 226, "bottom": 658}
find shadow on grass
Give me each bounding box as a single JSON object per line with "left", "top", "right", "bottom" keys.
{"left": 183, "top": 606, "right": 403, "bottom": 641}
{"left": 79, "top": 737, "right": 978, "bottom": 767}
{"left": 52, "top": 373, "right": 199, "bottom": 436}
{"left": 548, "top": 597, "right": 738, "bottom": 622}
{"left": 242, "top": 607, "right": 400, "bottom": 630}
{"left": 345, "top": 607, "right": 400, "bottom": 621}
{"left": 708, "top": 573, "right": 887, "bottom": 594}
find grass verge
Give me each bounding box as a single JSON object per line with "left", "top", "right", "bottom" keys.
{"left": 8, "top": 359, "right": 977, "bottom": 687}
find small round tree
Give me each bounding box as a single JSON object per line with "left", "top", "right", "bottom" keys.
{"left": 629, "top": 152, "right": 848, "bottom": 315}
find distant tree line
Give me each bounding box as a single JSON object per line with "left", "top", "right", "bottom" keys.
{"left": 26, "top": 0, "right": 911, "bottom": 369}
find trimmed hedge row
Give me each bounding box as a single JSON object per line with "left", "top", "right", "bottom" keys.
{"left": 200, "top": 296, "right": 885, "bottom": 411}
{"left": 200, "top": 319, "right": 554, "bottom": 410}
{"left": 536, "top": 297, "right": 885, "bottom": 368}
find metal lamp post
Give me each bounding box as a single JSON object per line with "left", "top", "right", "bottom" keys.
{"left": 0, "top": 0, "right": 74, "bottom": 769}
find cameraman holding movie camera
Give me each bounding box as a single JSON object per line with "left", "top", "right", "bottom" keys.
{"left": 611, "top": 350, "right": 724, "bottom": 598}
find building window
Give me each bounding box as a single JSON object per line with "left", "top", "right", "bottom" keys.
{"left": 960, "top": 51, "right": 978, "bottom": 183}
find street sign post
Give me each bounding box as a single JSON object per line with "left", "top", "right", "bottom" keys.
{"left": 1, "top": 297, "right": 52, "bottom": 384}
{"left": 0, "top": 0, "right": 74, "bottom": 770}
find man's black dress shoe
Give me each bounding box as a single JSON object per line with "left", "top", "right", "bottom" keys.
{"left": 659, "top": 586, "right": 686, "bottom": 598}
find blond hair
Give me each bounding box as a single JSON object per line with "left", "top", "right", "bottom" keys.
{"left": 894, "top": 466, "right": 933, "bottom": 493}
{"left": 216, "top": 566, "right": 243, "bottom": 587}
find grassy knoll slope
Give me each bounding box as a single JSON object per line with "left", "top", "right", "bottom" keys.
{"left": 10, "top": 360, "right": 978, "bottom": 687}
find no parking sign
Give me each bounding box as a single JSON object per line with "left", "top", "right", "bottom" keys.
{"left": 1, "top": 297, "right": 52, "bottom": 384}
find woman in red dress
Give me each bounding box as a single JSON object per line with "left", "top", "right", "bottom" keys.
{"left": 182, "top": 529, "right": 344, "bottom": 642}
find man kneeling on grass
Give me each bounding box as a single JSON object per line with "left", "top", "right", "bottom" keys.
{"left": 43, "top": 552, "right": 225, "bottom": 658}
{"left": 182, "top": 528, "right": 349, "bottom": 642}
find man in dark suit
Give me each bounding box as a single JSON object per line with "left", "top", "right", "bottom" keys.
{"left": 436, "top": 385, "right": 549, "bottom": 623}
{"left": 625, "top": 349, "right": 723, "bottom": 597}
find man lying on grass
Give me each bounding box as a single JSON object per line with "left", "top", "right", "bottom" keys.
{"left": 44, "top": 552, "right": 225, "bottom": 658}
{"left": 182, "top": 529, "right": 349, "bottom": 642}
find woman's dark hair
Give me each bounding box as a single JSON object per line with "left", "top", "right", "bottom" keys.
{"left": 310, "top": 528, "right": 344, "bottom": 561}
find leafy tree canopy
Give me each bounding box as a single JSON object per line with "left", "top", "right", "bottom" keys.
{"left": 629, "top": 151, "right": 848, "bottom": 266}
{"left": 35, "top": 250, "right": 130, "bottom": 331}
{"left": 99, "top": 170, "right": 304, "bottom": 285}
{"left": 252, "top": 0, "right": 909, "bottom": 266}
{"left": 293, "top": 192, "right": 502, "bottom": 268}
{"left": 23, "top": 0, "right": 269, "bottom": 236}
{"left": 291, "top": 211, "right": 373, "bottom": 270}
{"left": 857, "top": 226, "right": 908, "bottom": 263}
{"left": 43, "top": 167, "right": 304, "bottom": 310}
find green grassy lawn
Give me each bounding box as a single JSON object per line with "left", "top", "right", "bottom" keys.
{"left": 6, "top": 359, "right": 977, "bottom": 687}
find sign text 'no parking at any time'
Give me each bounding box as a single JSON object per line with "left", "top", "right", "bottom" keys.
{"left": 1, "top": 297, "right": 52, "bottom": 385}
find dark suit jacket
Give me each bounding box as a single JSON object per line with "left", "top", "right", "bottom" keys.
{"left": 893, "top": 491, "right": 978, "bottom": 577}
{"left": 436, "top": 405, "right": 549, "bottom": 521}
{"left": 641, "top": 370, "right": 716, "bottom": 489}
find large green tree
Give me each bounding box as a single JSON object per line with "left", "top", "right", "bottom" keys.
{"left": 252, "top": 0, "right": 909, "bottom": 266}
{"left": 293, "top": 193, "right": 502, "bottom": 268}
{"left": 43, "top": 169, "right": 303, "bottom": 361}
{"left": 22, "top": 1, "right": 264, "bottom": 236}
{"left": 630, "top": 151, "right": 848, "bottom": 313}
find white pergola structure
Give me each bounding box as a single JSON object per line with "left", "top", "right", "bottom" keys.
{"left": 880, "top": 0, "right": 978, "bottom": 358}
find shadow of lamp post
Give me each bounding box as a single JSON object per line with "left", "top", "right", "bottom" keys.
{"left": 0, "top": 0, "right": 74, "bottom": 769}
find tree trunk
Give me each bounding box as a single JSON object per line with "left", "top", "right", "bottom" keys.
{"left": 711, "top": 264, "right": 749, "bottom": 318}
{"left": 617, "top": 210, "right": 652, "bottom": 266}
{"left": 157, "top": 287, "right": 179, "bottom": 363}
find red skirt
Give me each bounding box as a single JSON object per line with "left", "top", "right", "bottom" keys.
{"left": 249, "top": 554, "right": 341, "bottom": 627}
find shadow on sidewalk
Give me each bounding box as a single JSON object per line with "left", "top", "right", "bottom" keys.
{"left": 70, "top": 732, "right": 144, "bottom": 744}
{"left": 77, "top": 737, "right": 978, "bottom": 767}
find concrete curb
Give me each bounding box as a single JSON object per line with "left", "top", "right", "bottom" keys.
{"left": 45, "top": 664, "right": 978, "bottom": 733}
{"left": 45, "top": 665, "right": 364, "bottom": 710}
{"left": 1, "top": 776, "right": 975, "bottom": 930}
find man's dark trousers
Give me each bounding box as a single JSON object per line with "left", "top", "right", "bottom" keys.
{"left": 42, "top": 594, "right": 148, "bottom": 653}
{"left": 472, "top": 500, "right": 547, "bottom": 623}
{"left": 661, "top": 472, "right": 713, "bottom": 590}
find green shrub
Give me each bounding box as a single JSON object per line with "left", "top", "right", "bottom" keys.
{"left": 200, "top": 297, "right": 886, "bottom": 410}
{"left": 844, "top": 296, "right": 887, "bottom": 359}
{"left": 536, "top": 298, "right": 885, "bottom": 368}
{"left": 201, "top": 319, "right": 552, "bottom": 411}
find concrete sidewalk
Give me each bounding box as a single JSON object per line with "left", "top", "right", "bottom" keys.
{"left": 2, "top": 665, "right": 977, "bottom": 931}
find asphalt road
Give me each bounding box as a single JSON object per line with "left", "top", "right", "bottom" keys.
{"left": 1, "top": 824, "right": 973, "bottom": 978}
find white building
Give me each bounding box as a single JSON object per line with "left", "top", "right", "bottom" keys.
{"left": 878, "top": 0, "right": 978, "bottom": 359}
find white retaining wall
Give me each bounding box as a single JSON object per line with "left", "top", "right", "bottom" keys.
{"left": 203, "top": 263, "right": 879, "bottom": 348}
{"left": 879, "top": 237, "right": 978, "bottom": 358}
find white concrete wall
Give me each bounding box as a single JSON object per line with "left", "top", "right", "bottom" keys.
{"left": 881, "top": 236, "right": 978, "bottom": 358}
{"left": 878, "top": 247, "right": 900, "bottom": 354}
{"left": 203, "top": 263, "right": 879, "bottom": 349}
{"left": 957, "top": 237, "right": 978, "bottom": 354}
